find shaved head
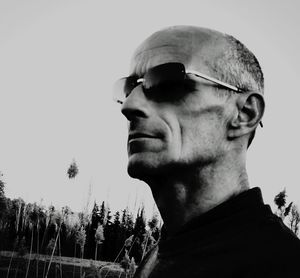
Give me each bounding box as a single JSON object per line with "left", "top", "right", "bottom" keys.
{"left": 132, "top": 26, "right": 264, "bottom": 95}
{"left": 131, "top": 26, "right": 226, "bottom": 75}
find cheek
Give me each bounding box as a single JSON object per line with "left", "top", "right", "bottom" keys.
{"left": 178, "top": 114, "right": 226, "bottom": 160}
{"left": 158, "top": 112, "right": 184, "bottom": 159}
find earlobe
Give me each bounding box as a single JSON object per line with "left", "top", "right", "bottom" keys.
{"left": 228, "top": 93, "right": 265, "bottom": 139}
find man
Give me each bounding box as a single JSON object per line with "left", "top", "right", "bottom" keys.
{"left": 114, "top": 26, "right": 300, "bottom": 277}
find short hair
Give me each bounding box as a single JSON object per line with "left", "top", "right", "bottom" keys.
{"left": 210, "top": 34, "right": 264, "bottom": 147}
{"left": 211, "top": 34, "right": 264, "bottom": 94}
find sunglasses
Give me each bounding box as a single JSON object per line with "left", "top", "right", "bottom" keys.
{"left": 113, "top": 62, "right": 244, "bottom": 104}
{"left": 114, "top": 62, "right": 263, "bottom": 127}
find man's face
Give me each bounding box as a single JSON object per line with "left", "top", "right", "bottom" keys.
{"left": 121, "top": 34, "right": 233, "bottom": 180}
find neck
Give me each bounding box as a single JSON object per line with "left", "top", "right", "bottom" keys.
{"left": 147, "top": 154, "right": 249, "bottom": 236}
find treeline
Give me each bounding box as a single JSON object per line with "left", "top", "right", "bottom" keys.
{"left": 0, "top": 164, "right": 299, "bottom": 272}
{"left": 0, "top": 196, "right": 161, "bottom": 265}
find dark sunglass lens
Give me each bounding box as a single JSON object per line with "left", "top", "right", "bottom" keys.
{"left": 124, "top": 76, "right": 139, "bottom": 96}
{"left": 113, "top": 76, "right": 138, "bottom": 104}
{"left": 144, "top": 63, "right": 185, "bottom": 90}
{"left": 143, "top": 63, "right": 190, "bottom": 102}
{"left": 113, "top": 63, "right": 187, "bottom": 104}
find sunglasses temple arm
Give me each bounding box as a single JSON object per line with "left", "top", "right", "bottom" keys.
{"left": 187, "top": 70, "right": 242, "bottom": 93}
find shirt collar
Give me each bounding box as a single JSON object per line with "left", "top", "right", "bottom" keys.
{"left": 161, "top": 187, "right": 265, "bottom": 240}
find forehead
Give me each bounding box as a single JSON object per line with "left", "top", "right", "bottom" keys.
{"left": 130, "top": 45, "right": 191, "bottom": 75}
{"left": 129, "top": 27, "right": 227, "bottom": 76}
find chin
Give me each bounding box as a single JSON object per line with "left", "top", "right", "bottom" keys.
{"left": 126, "top": 152, "right": 179, "bottom": 181}
{"left": 127, "top": 156, "right": 156, "bottom": 181}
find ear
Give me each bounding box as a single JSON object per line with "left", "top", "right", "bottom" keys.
{"left": 228, "top": 93, "right": 265, "bottom": 139}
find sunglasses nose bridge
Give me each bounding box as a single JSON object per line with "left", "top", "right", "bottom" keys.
{"left": 121, "top": 83, "right": 149, "bottom": 121}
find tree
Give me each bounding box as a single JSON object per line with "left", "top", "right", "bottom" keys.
{"left": 67, "top": 159, "right": 79, "bottom": 179}
{"left": 121, "top": 208, "right": 134, "bottom": 235}
{"left": 99, "top": 201, "right": 106, "bottom": 225}
{"left": 274, "top": 189, "right": 300, "bottom": 237}
{"left": 114, "top": 211, "right": 121, "bottom": 227}
{"left": 289, "top": 205, "right": 300, "bottom": 236}
{"left": 106, "top": 206, "right": 112, "bottom": 225}
{"left": 91, "top": 202, "right": 100, "bottom": 228}
{"left": 112, "top": 211, "right": 122, "bottom": 259}
{"left": 121, "top": 209, "right": 127, "bottom": 228}
{"left": 274, "top": 189, "right": 293, "bottom": 220}
{"left": 274, "top": 189, "right": 287, "bottom": 210}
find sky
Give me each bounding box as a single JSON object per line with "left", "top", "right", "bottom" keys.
{"left": 0, "top": 0, "right": 299, "bottom": 218}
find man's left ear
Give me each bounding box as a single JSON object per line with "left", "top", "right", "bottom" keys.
{"left": 228, "top": 93, "right": 265, "bottom": 139}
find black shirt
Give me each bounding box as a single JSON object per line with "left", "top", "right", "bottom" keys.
{"left": 134, "top": 188, "right": 300, "bottom": 278}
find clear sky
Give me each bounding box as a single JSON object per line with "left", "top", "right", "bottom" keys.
{"left": 1, "top": 0, "right": 299, "bottom": 218}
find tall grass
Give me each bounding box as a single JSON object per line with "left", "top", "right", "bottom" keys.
{"left": 95, "top": 224, "right": 105, "bottom": 261}
{"left": 6, "top": 236, "right": 18, "bottom": 278}
{"left": 45, "top": 220, "right": 62, "bottom": 278}
{"left": 25, "top": 222, "right": 34, "bottom": 278}
{"left": 75, "top": 225, "right": 86, "bottom": 278}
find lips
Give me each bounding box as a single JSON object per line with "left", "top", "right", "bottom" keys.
{"left": 128, "top": 132, "right": 158, "bottom": 142}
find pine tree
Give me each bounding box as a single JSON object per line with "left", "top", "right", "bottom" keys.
{"left": 126, "top": 212, "right": 134, "bottom": 235}
{"left": 102, "top": 206, "right": 113, "bottom": 260}
{"left": 99, "top": 201, "right": 106, "bottom": 225}
{"left": 87, "top": 202, "right": 101, "bottom": 258}
{"left": 114, "top": 211, "right": 121, "bottom": 227}
{"left": 106, "top": 206, "right": 112, "bottom": 226}
{"left": 91, "top": 202, "right": 100, "bottom": 229}
{"left": 121, "top": 209, "right": 127, "bottom": 229}
{"left": 113, "top": 211, "right": 123, "bottom": 259}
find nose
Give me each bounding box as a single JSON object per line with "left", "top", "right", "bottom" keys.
{"left": 121, "top": 85, "right": 149, "bottom": 121}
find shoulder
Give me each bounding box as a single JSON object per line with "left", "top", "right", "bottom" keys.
{"left": 242, "top": 210, "right": 300, "bottom": 276}
{"left": 255, "top": 210, "right": 300, "bottom": 251}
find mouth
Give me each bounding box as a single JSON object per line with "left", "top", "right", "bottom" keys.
{"left": 128, "top": 132, "right": 158, "bottom": 142}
